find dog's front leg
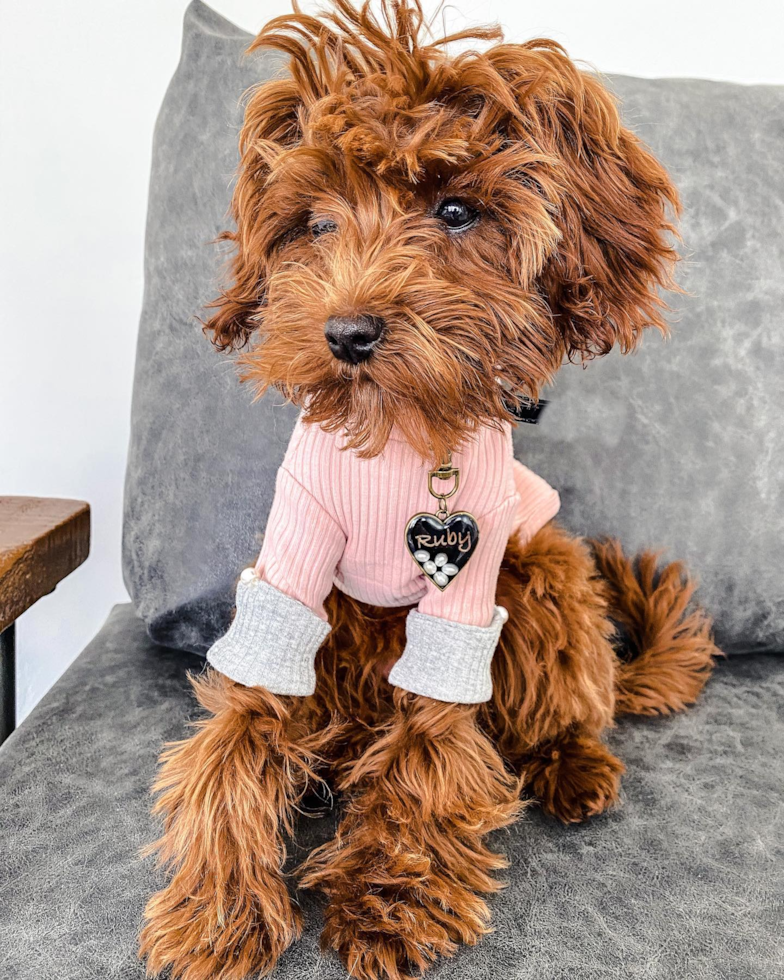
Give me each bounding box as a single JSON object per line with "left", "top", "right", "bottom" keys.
{"left": 299, "top": 690, "right": 523, "bottom": 980}
{"left": 140, "top": 669, "right": 332, "bottom": 980}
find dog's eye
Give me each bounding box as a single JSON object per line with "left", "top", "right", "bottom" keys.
{"left": 311, "top": 218, "right": 338, "bottom": 238}
{"left": 435, "top": 199, "right": 479, "bottom": 231}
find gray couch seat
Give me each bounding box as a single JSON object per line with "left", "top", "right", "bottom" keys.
{"left": 0, "top": 605, "right": 781, "bottom": 979}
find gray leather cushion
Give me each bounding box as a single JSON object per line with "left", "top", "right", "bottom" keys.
{"left": 0, "top": 604, "right": 781, "bottom": 978}
{"left": 122, "top": 0, "right": 784, "bottom": 656}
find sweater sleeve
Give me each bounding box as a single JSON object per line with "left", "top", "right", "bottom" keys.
{"left": 255, "top": 466, "right": 347, "bottom": 620}
{"left": 206, "top": 465, "right": 346, "bottom": 694}
{"left": 388, "top": 469, "right": 560, "bottom": 704}
{"left": 511, "top": 460, "right": 561, "bottom": 546}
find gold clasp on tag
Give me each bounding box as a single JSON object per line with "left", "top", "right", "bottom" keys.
{"left": 428, "top": 453, "right": 459, "bottom": 519}
{"left": 428, "top": 454, "right": 460, "bottom": 502}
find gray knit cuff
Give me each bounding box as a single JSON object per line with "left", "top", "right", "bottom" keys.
{"left": 388, "top": 606, "right": 509, "bottom": 704}
{"left": 206, "top": 571, "right": 331, "bottom": 695}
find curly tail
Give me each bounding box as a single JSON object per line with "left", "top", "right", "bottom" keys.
{"left": 590, "top": 540, "right": 719, "bottom": 718}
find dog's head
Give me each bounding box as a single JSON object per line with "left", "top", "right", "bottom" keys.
{"left": 207, "top": 0, "right": 679, "bottom": 461}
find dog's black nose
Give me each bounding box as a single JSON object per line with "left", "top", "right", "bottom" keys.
{"left": 324, "top": 315, "right": 385, "bottom": 364}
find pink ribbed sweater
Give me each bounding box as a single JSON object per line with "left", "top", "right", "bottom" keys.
{"left": 255, "top": 417, "right": 560, "bottom": 628}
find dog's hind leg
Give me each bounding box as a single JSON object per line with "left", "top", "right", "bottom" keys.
{"left": 139, "top": 670, "right": 336, "bottom": 980}
{"left": 481, "top": 523, "right": 625, "bottom": 823}
{"left": 299, "top": 691, "right": 523, "bottom": 980}
{"left": 482, "top": 523, "right": 715, "bottom": 824}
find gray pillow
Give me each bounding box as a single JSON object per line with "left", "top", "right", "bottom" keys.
{"left": 123, "top": 0, "right": 784, "bottom": 656}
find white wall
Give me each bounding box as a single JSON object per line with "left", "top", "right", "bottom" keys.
{"left": 1, "top": 0, "right": 782, "bottom": 723}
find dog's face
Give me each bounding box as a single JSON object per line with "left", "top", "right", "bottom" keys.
{"left": 208, "top": 0, "right": 679, "bottom": 461}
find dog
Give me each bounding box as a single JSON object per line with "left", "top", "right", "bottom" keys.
{"left": 139, "top": 3, "right": 717, "bottom": 978}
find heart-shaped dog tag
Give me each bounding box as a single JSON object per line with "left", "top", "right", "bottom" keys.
{"left": 405, "top": 511, "right": 480, "bottom": 591}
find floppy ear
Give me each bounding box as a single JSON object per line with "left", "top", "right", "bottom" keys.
{"left": 205, "top": 77, "right": 303, "bottom": 351}
{"left": 500, "top": 42, "right": 681, "bottom": 359}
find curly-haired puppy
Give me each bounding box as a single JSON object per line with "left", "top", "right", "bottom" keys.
{"left": 140, "top": 3, "right": 717, "bottom": 979}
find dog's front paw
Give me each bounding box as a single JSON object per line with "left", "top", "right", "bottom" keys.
{"left": 527, "top": 732, "right": 624, "bottom": 823}
{"left": 140, "top": 872, "right": 299, "bottom": 980}
{"left": 302, "top": 828, "right": 496, "bottom": 979}
{"left": 318, "top": 871, "right": 486, "bottom": 980}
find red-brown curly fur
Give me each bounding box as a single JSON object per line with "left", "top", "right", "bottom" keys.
{"left": 140, "top": 3, "right": 716, "bottom": 978}
{"left": 206, "top": 0, "right": 679, "bottom": 461}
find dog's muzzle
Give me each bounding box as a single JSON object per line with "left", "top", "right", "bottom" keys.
{"left": 324, "top": 314, "right": 385, "bottom": 364}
